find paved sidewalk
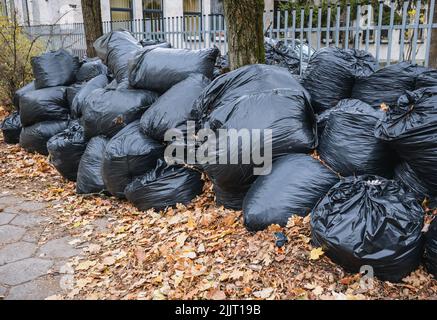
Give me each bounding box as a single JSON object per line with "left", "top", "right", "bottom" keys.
{"left": 0, "top": 192, "right": 81, "bottom": 300}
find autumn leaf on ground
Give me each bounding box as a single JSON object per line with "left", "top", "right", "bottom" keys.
{"left": 253, "top": 288, "right": 274, "bottom": 299}
{"left": 208, "top": 289, "right": 226, "bottom": 300}
{"left": 76, "top": 260, "right": 97, "bottom": 271}
{"left": 310, "top": 247, "right": 325, "bottom": 261}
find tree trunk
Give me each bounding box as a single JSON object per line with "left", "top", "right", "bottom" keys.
{"left": 223, "top": 0, "right": 265, "bottom": 70}
{"left": 81, "top": 0, "right": 103, "bottom": 58}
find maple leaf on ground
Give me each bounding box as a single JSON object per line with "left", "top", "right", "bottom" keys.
{"left": 310, "top": 247, "right": 325, "bottom": 261}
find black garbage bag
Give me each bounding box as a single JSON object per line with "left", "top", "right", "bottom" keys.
{"left": 316, "top": 109, "right": 333, "bottom": 140}
{"left": 71, "top": 75, "right": 108, "bottom": 119}
{"left": 352, "top": 62, "right": 425, "bottom": 107}
{"left": 13, "top": 81, "right": 35, "bottom": 111}
{"left": 394, "top": 162, "right": 430, "bottom": 203}
{"left": 190, "top": 65, "right": 316, "bottom": 209}
{"left": 93, "top": 30, "right": 142, "bottom": 83}
{"left": 102, "top": 121, "right": 164, "bottom": 198}
{"left": 202, "top": 88, "right": 317, "bottom": 209}
{"left": 318, "top": 99, "right": 393, "bottom": 177}
{"left": 140, "top": 39, "right": 170, "bottom": 47}
{"left": 82, "top": 86, "right": 158, "bottom": 139}
{"left": 213, "top": 53, "right": 229, "bottom": 79}
{"left": 125, "top": 159, "right": 204, "bottom": 211}
{"left": 375, "top": 86, "right": 437, "bottom": 195}
{"left": 129, "top": 47, "right": 220, "bottom": 93}
{"left": 1, "top": 112, "right": 22, "bottom": 144}
{"left": 76, "top": 136, "right": 108, "bottom": 194}
{"left": 425, "top": 218, "right": 437, "bottom": 278}
{"left": 76, "top": 59, "right": 108, "bottom": 83}
{"left": 47, "top": 121, "right": 87, "bottom": 181}
{"left": 94, "top": 30, "right": 138, "bottom": 61}
{"left": 19, "top": 120, "right": 69, "bottom": 155}
{"left": 243, "top": 154, "right": 339, "bottom": 231}
{"left": 193, "top": 64, "right": 306, "bottom": 122}
{"left": 415, "top": 69, "right": 437, "bottom": 89}
{"left": 140, "top": 74, "right": 211, "bottom": 141}
{"left": 32, "top": 49, "right": 80, "bottom": 89}
{"left": 66, "top": 83, "right": 86, "bottom": 107}
{"left": 311, "top": 175, "right": 424, "bottom": 282}
{"left": 302, "top": 47, "right": 376, "bottom": 113}
{"left": 264, "top": 38, "right": 300, "bottom": 74}
{"left": 19, "top": 86, "right": 69, "bottom": 127}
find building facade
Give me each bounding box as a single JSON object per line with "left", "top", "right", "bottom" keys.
{"left": 3, "top": 0, "right": 276, "bottom": 26}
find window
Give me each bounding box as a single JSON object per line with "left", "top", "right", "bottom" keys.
{"left": 183, "top": 0, "right": 202, "bottom": 38}
{"left": 110, "top": 0, "right": 133, "bottom": 31}
{"left": 210, "top": 0, "right": 224, "bottom": 42}
{"left": 143, "top": 0, "right": 163, "bottom": 34}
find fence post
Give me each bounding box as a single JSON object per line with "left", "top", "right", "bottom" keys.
{"left": 426, "top": 0, "right": 436, "bottom": 66}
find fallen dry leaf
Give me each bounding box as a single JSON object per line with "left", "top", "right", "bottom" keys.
{"left": 310, "top": 247, "right": 325, "bottom": 261}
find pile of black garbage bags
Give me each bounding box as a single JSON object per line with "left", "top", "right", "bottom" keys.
{"left": 1, "top": 30, "right": 437, "bottom": 282}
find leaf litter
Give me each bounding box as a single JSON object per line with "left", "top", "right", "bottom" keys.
{"left": 0, "top": 125, "right": 436, "bottom": 300}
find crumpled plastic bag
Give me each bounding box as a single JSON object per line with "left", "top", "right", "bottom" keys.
{"left": 31, "top": 49, "right": 80, "bottom": 89}
{"left": 76, "top": 136, "right": 108, "bottom": 195}
{"left": 102, "top": 121, "right": 164, "bottom": 198}
{"left": 125, "top": 159, "right": 204, "bottom": 211}
{"left": 311, "top": 175, "right": 424, "bottom": 282}
{"left": 47, "top": 121, "right": 88, "bottom": 181}
{"left": 129, "top": 47, "right": 219, "bottom": 93}
{"left": 19, "top": 86, "right": 69, "bottom": 127}
{"left": 302, "top": 47, "right": 376, "bottom": 112}
{"left": 1, "top": 112, "right": 22, "bottom": 144}
{"left": 19, "top": 120, "right": 70, "bottom": 155}
{"left": 318, "top": 99, "right": 394, "bottom": 177}
{"left": 243, "top": 154, "right": 339, "bottom": 231}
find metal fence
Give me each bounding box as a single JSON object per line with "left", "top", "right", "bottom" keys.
{"left": 22, "top": 0, "right": 437, "bottom": 67}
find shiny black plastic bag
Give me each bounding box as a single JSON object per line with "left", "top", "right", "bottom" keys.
{"left": 102, "top": 121, "right": 164, "bottom": 198}
{"left": 193, "top": 65, "right": 316, "bottom": 209}
{"left": 1, "top": 112, "right": 22, "bottom": 144}
{"left": 76, "top": 59, "right": 108, "bottom": 83}
{"left": 13, "top": 81, "right": 35, "bottom": 111}
{"left": 264, "top": 38, "right": 300, "bottom": 74}
{"left": 318, "top": 99, "right": 393, "bottom": 177}
{"left": 71, "top": 75, "right": 108, "bottom": 119}
{"left": 140, "top": 74, "right": 210, "bottom": 142}
{"left": 316, "top": 109, "right": 332, "bottom": 140}
{"left": 93, "top": 30, "right": 142, "bottom": 82}
{"left": 82, "top": 85, "right": 158, "bottom": 139}
{"left": 302, "top": 47, "right": 376, "bottom": 113}
{"left": 311, "top": 175, "right": 424, "bottom": 282}
{"left": 19, "top": 120, "right": 69, "bottom": 155}
{"left": 47, "top": 121, "right": 88, "bottom": 181}
{"left": 415, "top": 69, "right": 437, "bottom": 89}
{"left": 76, "top": 136, "right": 108, "bottom": 194}
{"left": 193, "top": 64, "right": 306, "bottom": 123}
{"left": 243, "top": 154, "right": 339, "bottom": 231}
{"left": 66, "top": 83, "right": 85, "bottom": 107}
{"left": 129, "top": 47, "right": 219, "bottom": 93}
{"left": 125, "top": 159, "right": 204, "bottom": 211}
{"left": 213, "top": 53, "right": 229, "bottom": 79}
{"left": 375, "top": 87, "right": 437, "bottom": 195}
{"left": 394, "top": 162, "right": 430, "bottom": 202}
{"left": 19, "top": 86, "right": 69, "bottom": 127}
{"left": 352, "top": 62, "right": 425, "bottom": 107}
{"left": 31, "top": 49, "right": 80, "bottom": 89}
{"left": 425, "top": 218, "right": 437, "bottom": 279}
{"left": 202, "top": 88, "right": 317, "bottom": 209}
{"left": 140, "top": 39, "right": 170, "bottom": 47}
